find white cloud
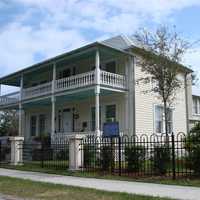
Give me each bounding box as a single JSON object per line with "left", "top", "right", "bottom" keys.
{"left": 183, "top": 47, "right": 200, "bottom": 78}
{"left": 0, "top": 22, "right": 87, "bottom": 75}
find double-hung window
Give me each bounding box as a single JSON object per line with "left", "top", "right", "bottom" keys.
{"left": 106, "top": 104, "right": 116, "bottom": 122}
{"left": 154, "top": 105, "right": 173, "bottom": 134}
{"left": 193, "top": 97, "right": 200, "bottom": 115}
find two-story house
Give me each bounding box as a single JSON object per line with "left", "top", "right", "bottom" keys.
{"left": 0, "top": 35, "right": 193, "bottom": 141}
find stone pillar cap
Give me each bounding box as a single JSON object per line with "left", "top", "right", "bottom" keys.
{"left": 9, "top": 136, "right": 24, "bottom": 141}
{"left": 68, "top": 134, "right": 85, "bottom": 140}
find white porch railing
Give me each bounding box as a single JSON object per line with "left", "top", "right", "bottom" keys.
{"left": 22, "top": 82, "right": 52, "bottom": 99}
{"left": 0, "top": 70, "right": 127, "bottom": 106}
{"left": 0, "top": 92, "right": 20, "bottom": 106}
{"left": 56, "top": 71, "right": 95, "bottom": 92}
{"left": 100, "top": 70, "right": 126, "bottom": 89}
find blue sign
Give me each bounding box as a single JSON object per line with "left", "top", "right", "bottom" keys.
{"left": 103, "top": 122, "right": 119, "bottom": 138}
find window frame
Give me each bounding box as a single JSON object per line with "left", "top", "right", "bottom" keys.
{"left": 154, "top": 104, "right": 174, "bottom": 134}
{"left": 193, "top": 96, "right": 200, "bottom": 115}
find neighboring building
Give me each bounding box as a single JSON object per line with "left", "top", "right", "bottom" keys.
{"left": 0, "top": 35, "right": 193, "bottom": 141}
{"left": 188, "top": 86, "right": 200, "bottom": 129}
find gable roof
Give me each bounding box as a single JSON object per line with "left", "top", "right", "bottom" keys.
{"left": 101, "top": 35, "right": 134, "bottom": 50}
{"left": 102, "top": 35, "right": 193, "bottom": 73}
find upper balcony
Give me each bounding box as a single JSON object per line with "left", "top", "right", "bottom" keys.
{"left": 0, "top": 70, "right": 127, "bottom": 107}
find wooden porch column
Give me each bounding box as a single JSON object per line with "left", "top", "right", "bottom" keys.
{"left": 51, "top": 96, "right": 56, "bottom": 136}
{"left": 19, "top": 74, "right": 23, "bottom": 136}
{"left": 51, "top": 63, "right": 56, "bottom": 136}
{"left": 95, "top": 49, "right": 100, "bottom": 136}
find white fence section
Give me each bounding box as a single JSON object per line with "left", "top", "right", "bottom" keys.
{"left": 100, "top": 70, "right": 126, "bottom": 89}
{"left": 56, "top": 71, "right": 95, "bottom": 91}
{"left": 0, "top": 92, "right": 20, "bottom": 106}
{"left": 22, "top": 82, "right": 52, "bottom": 99}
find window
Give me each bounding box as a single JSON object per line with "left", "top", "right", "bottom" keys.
{"left": 105, "top": 61, "right": 116, "bottom": 73}
{"left": 154, "top": 105, "right": 173, "bottom": 134}
{"left": 193, "top": 97, "right": 200, "bottom": 115}
{"left": 155, "top": 106, "right": 163, "bottom": 133}
{"left": 106, "top": 105, "right": 116, "bottom": 122}
{"left": 30, "top": 116, "right": 37, "bottom": 136}
{"left": 39, "top": 114, "right": 46, "bottom": 135}
{"left": 59, "top": 68, "right": 71, "bottom": 79}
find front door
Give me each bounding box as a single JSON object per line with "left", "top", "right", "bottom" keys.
{"left": 63, "top": 109, "right": 72, "bottom": 133}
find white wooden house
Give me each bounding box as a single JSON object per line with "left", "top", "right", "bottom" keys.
{"left": 0, "top": 35, "right": 194, "bottom": 141}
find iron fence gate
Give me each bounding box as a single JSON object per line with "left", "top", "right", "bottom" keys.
{"left": 20, "top": 138, "right": 69, "bottom": 170}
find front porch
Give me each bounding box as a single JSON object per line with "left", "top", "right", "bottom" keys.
{"left": 23, "top": 88, "right": 127, "bottom": 142}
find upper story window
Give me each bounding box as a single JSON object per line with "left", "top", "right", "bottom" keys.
{"left": 105, "top": 61, "right": 116, "bottom": 73}
{"left": 59, "top": 68, "right": 71, "bottom": 79}
{"left": 154, "top": 105, "right": 173, "bottom": 134}
{"left": 193, "top": 96, "right": 200, "bottom": 115}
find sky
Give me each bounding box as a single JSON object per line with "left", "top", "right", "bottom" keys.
{"left": 0, "top": 0, "right": 200, "bottom": 94}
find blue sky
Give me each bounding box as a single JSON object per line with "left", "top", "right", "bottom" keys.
{"left": 0, "top": 0, "right": 200, "bottom": 93}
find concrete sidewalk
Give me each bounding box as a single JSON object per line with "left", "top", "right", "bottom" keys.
{"left": 0, "top": 168, "right": 200, "bottom": 200}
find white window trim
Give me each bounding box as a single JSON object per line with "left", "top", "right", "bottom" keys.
{"left": 193, "top": 97, "right": 200, "bottom": 115}
{"left": 153, "top": 104, "right": 174, "bottom": 134}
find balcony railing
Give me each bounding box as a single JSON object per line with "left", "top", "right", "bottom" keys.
{"left": 0, "top": 70, "right": 127, "bottom": 106}
{"left": 0, "top": 92, "right": 20, "bottom": 106}
{"left": 100, "top": 70, "right": 126, "bottom": 89}
{"left": 23, "top": 82, "right": 52, "bottom": 99}
{"left": 56, "top": 70, "right": 95, "bottom": 92}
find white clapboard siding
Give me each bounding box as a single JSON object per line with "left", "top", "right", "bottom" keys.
{"left": 134, "top": 59, "right": 187, "bottom": 134}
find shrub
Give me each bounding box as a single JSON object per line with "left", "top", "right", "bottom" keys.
{"left": 56, "top": 149, "right": 69, "bottom": 161}
{"left": 100, "top": 145, "right": 113, "bottom": 171}
{"left": 185, "top": 122, "right": 200, "bottom": 175}
{"left": 152, "top": 144, "right": 171, "bottom": 175}
{"left": 84, "top": 144, "right": 96, "bottom": 167}
{"left": 124, "top": 145, "right": 145, "bottom": 172}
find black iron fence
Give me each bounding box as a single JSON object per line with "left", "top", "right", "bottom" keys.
{"left": 0, "top": 138, "right": 11, "bottom": 165}
{"left": 20, "top": 138, "right": 69, "bottom": 170}
{"left": 80, "top": 132, "right": 200, "bottom": 179}
{"left": 1, "top": 132, "right": 200, "bottom": 180}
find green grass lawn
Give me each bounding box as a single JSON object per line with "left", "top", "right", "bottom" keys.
{"left": 0, "top": 176, "right": 174, "bottom": 200}
{"left": 2, "top": 164, "right": 200, "bottom": 188}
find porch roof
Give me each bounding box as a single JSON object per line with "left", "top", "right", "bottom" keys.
{"left": 0, "top": 42, "right": 133, "bottom": 87}
{"left": 22, "top": 88, "right": 120, "bottom": 108}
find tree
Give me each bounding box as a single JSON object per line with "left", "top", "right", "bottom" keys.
{"left": 133, "top": 26, "right": 190, "bottom": 134}
{"left": 0, "top": 110, "right": 18, "bottom": 136}
{"left": 185, "top": 122, "right": 200, "bottom": 175}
